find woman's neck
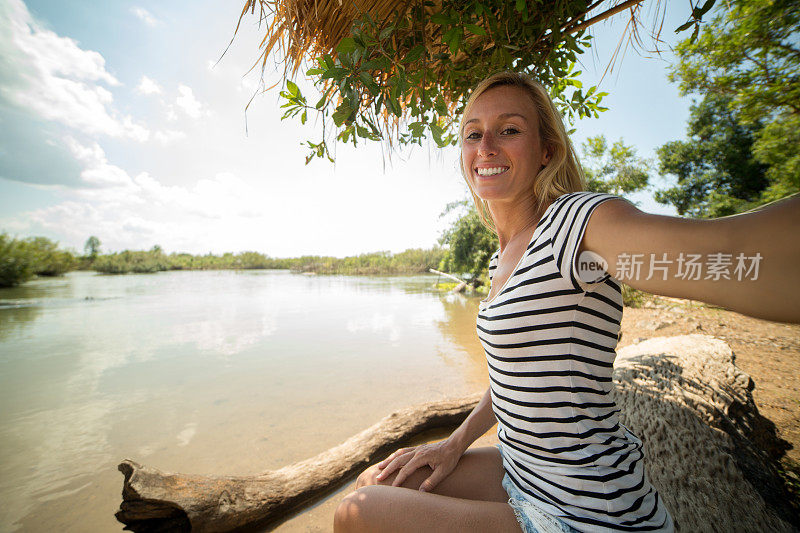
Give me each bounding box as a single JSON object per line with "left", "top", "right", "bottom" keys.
{"left": 489, "top": 197, "right": 545, "bottom": 253}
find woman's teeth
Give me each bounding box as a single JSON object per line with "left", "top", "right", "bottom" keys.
{"left": 476, "top": 167, "right": 508, "bottom": 176}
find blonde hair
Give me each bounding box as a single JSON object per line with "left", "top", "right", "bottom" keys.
{"left": 459, "top": 71, "right": 586, "bottom": 233}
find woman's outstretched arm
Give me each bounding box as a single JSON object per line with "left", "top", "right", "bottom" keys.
{"left": 582, "top": 194, "right": 800, "bottom": 323}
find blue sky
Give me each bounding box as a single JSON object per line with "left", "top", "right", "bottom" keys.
{"left": 0, "top": 0, "right": 698, "bottom": 257}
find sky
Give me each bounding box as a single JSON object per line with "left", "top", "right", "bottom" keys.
{"left": 0, "top": 0, "right": 699, "bottom": 257}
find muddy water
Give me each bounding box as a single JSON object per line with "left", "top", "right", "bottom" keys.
{"left": 0, "top": 270, "right": 489, "bottom": 531}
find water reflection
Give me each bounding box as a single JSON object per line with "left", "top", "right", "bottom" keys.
{"left": 0, "top": 304, "right": 41, "bottom": 341}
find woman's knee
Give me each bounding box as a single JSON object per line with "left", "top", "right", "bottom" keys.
{"left": 355, "top": 463, "right": 381, "bottom": 489}
{"left": 334, "top": 486, "right": 384, "bottom": 532}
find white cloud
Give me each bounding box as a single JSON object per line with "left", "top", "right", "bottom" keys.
{"left": 3, "top": 167, "right": 267, "bottom": 253}
{"left": 166, "top": 105, "right": 178, "bottom": 121}
{"left": 136, "top": 75, "right": 162, "bottom": 95}
{"left": 0, "top": 0, "right": 150, "bottom": 141}
{"left": 175, "top": 84, "right": 208, "bottom": 119}
{"left": 131, "top": 7, "right": 159, "bottom": 27}
{"left": 154, "top": 130, "right": 186, "bottom": 144}
{"left": 63, "top": 137, "right": 137, "bottom": 188}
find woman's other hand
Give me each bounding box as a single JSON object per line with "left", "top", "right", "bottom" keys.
{"left": 372, "top": 440, "right": 464, "bottom": 492}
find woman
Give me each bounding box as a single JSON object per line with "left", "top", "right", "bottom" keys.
{"left": 333, "top": 71, "right": 800, "bottom": 532}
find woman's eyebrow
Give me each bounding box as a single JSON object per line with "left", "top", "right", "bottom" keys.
{"left": 463, "top": 112, "right": 529, "bottom": 126}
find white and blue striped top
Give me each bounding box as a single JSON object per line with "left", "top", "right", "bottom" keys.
{"left": 477, "top": 192, "right": 673, "bottom": 532}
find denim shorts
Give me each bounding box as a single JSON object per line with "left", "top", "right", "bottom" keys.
{"left": 495, "top": 443, "right": 580, "bottom": 533}
{"left": 501, "top": 472, "right": 580, "bottom": 533}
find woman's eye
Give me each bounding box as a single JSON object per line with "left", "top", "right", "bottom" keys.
{"left": 502, "top": 127, "right": 520, "bottom": 135}
{"left": 465, "top": 131, "right": 481, "bottom": 140}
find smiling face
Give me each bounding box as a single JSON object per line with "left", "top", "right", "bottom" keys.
{"left": 460, "top": 84, "right": 551, "bottom": 206}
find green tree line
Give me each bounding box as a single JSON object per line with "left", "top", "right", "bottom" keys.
{"left": 0, "top": 233, "right": 445, "bottom": 287}
{"left": 91, "top": 246, "right": 445, "bottom": 275}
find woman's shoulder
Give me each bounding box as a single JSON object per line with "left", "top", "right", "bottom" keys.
{"left": 553, "top": 190, "right": 622, "bottom": 205}
{"left": 547, "top": 191, "right": 627, "bottom": 223}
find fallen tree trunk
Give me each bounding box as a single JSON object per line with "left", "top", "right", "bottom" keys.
{"left": 116, "top": 393, "right": 482, "bottom": 532}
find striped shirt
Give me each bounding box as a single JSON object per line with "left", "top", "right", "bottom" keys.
{"left": 477, "top": 192, "right": 673, "bottom": 532}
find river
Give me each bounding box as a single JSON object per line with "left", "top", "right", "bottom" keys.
{"left": 0, "top": 270, "right": 488, "bottom": 531}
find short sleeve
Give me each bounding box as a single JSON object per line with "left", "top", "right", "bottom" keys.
{"left": 547, "top": 191, "right": 625, "bottom": 292}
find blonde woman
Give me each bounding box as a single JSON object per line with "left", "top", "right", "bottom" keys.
{"left": 334, "top": 71, "right": 800, "bottom": 533}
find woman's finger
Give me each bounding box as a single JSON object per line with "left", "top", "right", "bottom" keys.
{"left": 376, "top": 452, "right": 412, "bottom": 480}
{"left": 418, "top": 465, "right": 448, "bottom": 493}
{"left": 391, "top": 455, "right": 427, "bottom": 488}
{"left": 378, "top": 447, "right": 409, "bottom": 469}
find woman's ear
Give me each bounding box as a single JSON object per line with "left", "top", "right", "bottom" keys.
{"left": 541, "top": 144, "right": 552, "bottom": 166}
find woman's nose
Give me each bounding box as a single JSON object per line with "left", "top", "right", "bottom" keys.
{"left": 478, "top": 132, "right": 497, "bottom": 157}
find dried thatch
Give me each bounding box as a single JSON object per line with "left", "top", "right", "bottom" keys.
{"left": 238, "top": 0, "right": 654, "bottom": 79}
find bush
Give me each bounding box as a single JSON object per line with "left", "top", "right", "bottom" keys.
{"left": 621, "top": 284, "right": 651, "bottom": 307}
{"left": 0, "top": 234, "right": 35, "bottom": 287}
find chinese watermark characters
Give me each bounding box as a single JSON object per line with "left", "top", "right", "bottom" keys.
{"left": 614, "top": 252, "right": 762, "bottom": 282}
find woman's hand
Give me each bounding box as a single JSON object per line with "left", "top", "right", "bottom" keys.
{"left": 375, "top": 440, "right": 464, "bottom": 492}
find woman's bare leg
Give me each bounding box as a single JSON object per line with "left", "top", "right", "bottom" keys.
{"left": 356, "top": 446, "right": 507, "bottom": 501}
{"left": 334, "top": 446, "right": 522, "bottom": 532}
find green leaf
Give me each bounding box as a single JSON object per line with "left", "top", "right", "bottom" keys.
{"left": 286, "top": 80, "right": 299, "bottom": 97}
{"left": 430, "top": 13, "right": 451, "bottom": 25}
{"left": 315, "top": 86, "right": 332, "bottom": 109}
{"left": 408, "top": 121, "right": 425, "bottom": 137}
{"left": 696, "top": 0, "right": 715, "bottom": 17}
{"left": 301, "top": 110, "right": 307, "bottom": 124}
{"left": 387, "top": 98, "right": 402, "bottom": 117}
{"left": 362, "top": 59, "right": 382, "bottom": 70}
{"left": 306, "top": 68, "right": 324, "bottom": 76}
{"left": 379, "top": 25, "right": 394, "bottom": 40}
{"left": 359, "top": 71, "right": 374, "bottom": 86}
{"left": 332, "top": 102, "right": 353, "bottom": 127}
{"left": 403, "top": 44, "right": 426, "bottom": 64}
{"left": 465, "top": 24, "right": 486, "bottom": 36}
{"left": 321, "top": 67, "right": 349, "bottom": 81}
{"left": 443, "top": 27, "right": 462, "bottom": 55}
{"left": 515, "top": 0, "right": 525, "bottom": 13}
{"left": 675, "top": 20, "right": 694, "bottom": 33}
{"left": 434, "top": 95, "right": 447, "bottom": 116}
{"left": 336, "top": 37, "right": 357, "bottom": 55}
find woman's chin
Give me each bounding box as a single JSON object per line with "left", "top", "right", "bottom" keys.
{"left": 473, "top": 189, "right": 510, "bottom": 202}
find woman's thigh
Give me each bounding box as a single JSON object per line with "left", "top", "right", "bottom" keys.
{"left": 335, "top": 485, "right": 522, "bottom": 533}
{"left": 356, "top": 446, "right": 508, "bottom": 503}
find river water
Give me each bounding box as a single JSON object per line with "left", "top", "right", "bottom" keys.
{"left": 0, "top": 270, "right": 488, "bottom": 531}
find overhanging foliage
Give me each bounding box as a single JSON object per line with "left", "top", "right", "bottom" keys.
{"left": 235, "top": 0, "right": 714, "bottom": 163}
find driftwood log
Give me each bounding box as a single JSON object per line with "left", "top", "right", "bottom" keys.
{"left": 116, "top": 393, "right": 482, "bottom": 532}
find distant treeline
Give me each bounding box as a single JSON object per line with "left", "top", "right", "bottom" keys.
{"left": 92, "top": 247, "right": 444, "bottom": 275}
{"left": 0, "top": 233, "right": 445, "bottom": 287}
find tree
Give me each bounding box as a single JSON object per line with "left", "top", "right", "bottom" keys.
{"left": 0, "top": 233, "right": 34, "bottom": 287}
{"left": 438, "top": 201, "right": 498, "bottom": 284}
{"left": 581, "top": 135, "right": 650, "bottom": 198}
{"left": 85, "top": 236, "right": 101, "bottom": 261}
{"left": 655, "top": 94, "right": 769, "bottom": 217}
{"left": 663, "top": 0, "right": 799, "bottom": 212}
